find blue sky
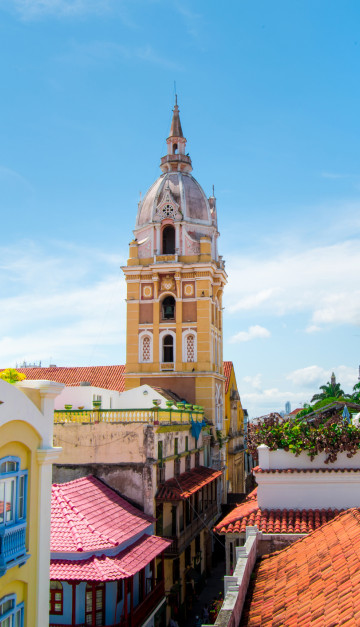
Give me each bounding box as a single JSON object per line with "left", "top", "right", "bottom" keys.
{"left": 1, "top": 0, "right": 360, "bottom": 417}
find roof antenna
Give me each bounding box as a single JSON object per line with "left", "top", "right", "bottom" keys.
{"left": 212, "top": 184, "right": 215, "bottom": 197}
{"left": 174, "top": 80, "right": 177, "bottom": 106}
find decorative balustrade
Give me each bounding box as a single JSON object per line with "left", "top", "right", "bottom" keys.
{"left": 0, "top": 522, "right": 27, "bottom": 574}
{"left": 54, "top": 407, "right": 204, "bottom": 425}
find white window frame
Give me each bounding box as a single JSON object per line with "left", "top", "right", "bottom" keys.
{"left": 159, "top": 329, "right": 176, "bottom": 364}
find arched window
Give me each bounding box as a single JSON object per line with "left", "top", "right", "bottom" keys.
{"left": 139, "top": 332, "right": 153, "bottom": 363}
{"left": 162, "top": 296, "right": 175, "bottom": 320}
{"left": 49, "top": 582, "right": 63, "bottom": 615}
{"left": 142, "top": 336, "right": 150, "bottom": 361}
{"left": 162, "top": 225, "right": 175, "bottom": 254}
{"left": 182, "top": 330, "right": 197, "bottom": 363}
{"left": 186, "top": 334, "right": 195, "bottom": 362}
{"left": 163, "top": 335, "right": 174, "bottom": 363}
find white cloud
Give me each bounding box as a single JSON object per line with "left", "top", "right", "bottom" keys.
{"left": 0, "top": 241, "right": 127, "bottom": 367}
{"left": 305, "top": 324, "right": 322, "bottom": 334}
{"left": 241, "top": 388, "right": 306, "bottom": 418}
{"left": 226, "top": 239, "right": 360, "bottom": 329}
{"left": 228, "top": 288, "right": 278, "bottom": 313}
{"left": 243, "top": 373, "right": 262, "bottom": 390}
{"left": 4, "top": 0, "right": 115, "bottom": 19}
{"left": 286, "top": 364, "right": 358, "bottom": 390}
{"left": 57, "top": 40, "right": 182, "bottom": 70}
{"left": 230, "top": 325, "right": 270, "bottom": 343}
{"left": 321, "top": 172, "right": 351, "bottom": 179}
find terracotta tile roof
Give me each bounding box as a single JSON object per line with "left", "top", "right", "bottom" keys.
{"left": 289, "top": 407, "right": 302, "bottom": 415}
{"left": 6, "top": 365, "right": 126, "bottom": 392}
{"left": 240, "top": 508, "right": 360, "bottom": 627}
{"left": 9, "top": 362, "right": 231, "bottom": 396}
{"left": 50, "top": 534, "right": 170, "bottom": 582}
{"left": 51, "top": 476, "right": 153, "bottom": 553}
{"left": 253, "top": 465, "right": 360, "bottom": 474}
{"left": 156, "top": 466, "right": 222, "bottom": 501}
{"left": 214, "top": 488, "right": 342, "bottom": 535}
{"left": 223, "top": 361, "right": 233, "bottom": 394}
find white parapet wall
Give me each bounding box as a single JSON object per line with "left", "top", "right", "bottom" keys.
{"left": 256, "top": 445, "right": 360, "bottom": 510}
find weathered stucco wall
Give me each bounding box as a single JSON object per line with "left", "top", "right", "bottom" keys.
{"left": 53, "top": 422, "right": 148, "bottom": 464}
{"left": 52, "top": 462, "right": 151, "bottom": 512}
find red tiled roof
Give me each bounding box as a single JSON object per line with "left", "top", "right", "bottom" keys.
{"left": 50, "top": 534, "right": 170, "bottom": 582}
{"left": 253, "top": 466, "right": 360, "bottom": 474}
{"left": 7, "top": 365, "right": 126, "bottom": 392}
{"left": 240, "top": 508, "right": 360, "bottom": 626}
{"left": 223, "top": 361, "right": 233, "bottom": 394}
{"left": 156, "top": 466, "right": 222, "bottom": 501}
{"left": 214, "top": 488, "right": 342, "bottom": 535}
{"left": 289, "top": 407, "right": 302, "bottom": 415}
{"left": 51, "top": 476, "right": 153, "bottom": 553}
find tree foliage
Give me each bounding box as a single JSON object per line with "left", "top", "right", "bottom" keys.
{"left": 311, "top": 373, "right": 345, "bottom": 403}
{"left": 0, "top": 368, "right": 26, "bottom": 384}
{"left": 247, "top": 410, "right": 360, "bottom": 463}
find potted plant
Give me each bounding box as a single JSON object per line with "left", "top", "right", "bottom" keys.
{"left": 64, "top": 404, "right": 72, "bottom": 410}
{"left": 92, "top": 400, "right": 101, "bottom": 409}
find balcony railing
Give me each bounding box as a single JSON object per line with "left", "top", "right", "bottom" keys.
{"left": 128, "top": 580, "right": 165, "bottom": 626}
{"left": 54, "top": 407, "right": 204, "bottom": 425}
{"left": 0, "top": 522, "right": 28, "bottom": 575}
{"left": 163, "top": 502, "right": 218, "bottom": 556}
{"left": 50, "top": 582, "right": 165, "bottom": 627}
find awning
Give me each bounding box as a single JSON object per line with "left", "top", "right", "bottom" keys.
{"left": 156, "top": 466, "right": 222, "bottom": 501}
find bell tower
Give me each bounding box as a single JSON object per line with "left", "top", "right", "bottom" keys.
{"left": 122, "top": 99, "right": 227, "bottom": 427}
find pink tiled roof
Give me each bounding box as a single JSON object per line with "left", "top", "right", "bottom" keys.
{"left": 7, "top": 365, "right": 126, "bottom": 392}
{"left": 223, "top": 361, "right": 233, "bottom": 394}
{"left": 214, "top": 488, "right": 342, "bottom": 535}
{"left": 240, "top": 508, "right": 360, "bottom": 626}
{"left": 50, "top": 534, "right": 171, "bottom": 582}
{"left": 51, "top": 476, "right": 153, "bottom": 553}
{"left": 156, "top": 466, "right": 222, "bottom": 501}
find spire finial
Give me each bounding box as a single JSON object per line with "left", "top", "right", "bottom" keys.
{"left": 169, "top": 95, "right": 183, "bottom": 138}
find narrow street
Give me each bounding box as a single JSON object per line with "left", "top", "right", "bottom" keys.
{"left": 181, "top": 558, "right": 226, "bottom": 627}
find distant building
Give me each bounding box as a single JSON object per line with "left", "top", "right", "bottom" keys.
{"left": 285, "top": 401, "right": 291, "bottom": 414}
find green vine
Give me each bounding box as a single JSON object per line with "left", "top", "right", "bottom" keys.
{"left": 216, "top": 429, "right": 224, "bottom": 449}
{"left": 247, "top": 411, "right": 360, "bottom": 463}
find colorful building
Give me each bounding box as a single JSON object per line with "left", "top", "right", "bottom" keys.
{"left": 0, "top": 378, "right": 63, "bottom": 627}
{"left": 121, "top": 98, "right": 227, "bottom": 446}
{"left": 223, "top": 361, "right": 245, "bottom": 495}
{"left": 49, "top": 476, "right": 170, "bottom": 627}
{"left": 51, "top": 400, "right": 220, "bottom": 623}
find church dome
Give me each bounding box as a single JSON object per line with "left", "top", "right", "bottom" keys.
{"left": 136, "top": 171, "right": 212, "bottom": 227}
{"left": 135, "top": 97, "right": 216, "bottom": 231}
